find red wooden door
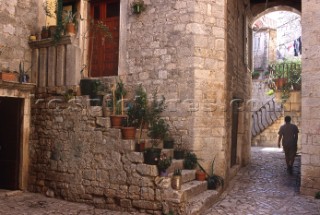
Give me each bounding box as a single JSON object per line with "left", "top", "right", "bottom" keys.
{"left": 89, "top": 0, "right": 120, "bottom": 77}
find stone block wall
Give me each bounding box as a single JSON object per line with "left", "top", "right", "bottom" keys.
{"left": 224, "top": 0, "right": 252, "bottom": 179}
{"left": 0, "top": 0, "right": 39, "bottom": 72}
{"left": 29, "top": 95, "right": 168, "bottom": 213}
{"left": 300, "top": 0, "right": 320, "bottom": 196}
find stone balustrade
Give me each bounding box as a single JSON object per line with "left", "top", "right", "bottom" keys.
{"left": 29, "top": 36, "right": 81, "bottom": 88}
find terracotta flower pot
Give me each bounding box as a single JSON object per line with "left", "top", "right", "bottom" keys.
{"left": 66, "top": 23, "right": 76, "bottom": 35}
{"left": 110, "top": 115, "right": 126, "bottom": 128}
{"left": 135, "top": 141, "right": 145, "bottom": 152}
{"left": 121, "top": 127, "right": 136, "bottom": 140}
{"left": 0, "top": 72, "right": 17, "bottom": 82}
{"left": 196, "top": 170, "right": 206, "bottom": 181}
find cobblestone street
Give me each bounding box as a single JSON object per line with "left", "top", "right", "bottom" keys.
{"left": 204, "top": 147, "right": 320, "bottom": 215}
{"left": 0, "top": 147, "right": 319, "bottom": 215}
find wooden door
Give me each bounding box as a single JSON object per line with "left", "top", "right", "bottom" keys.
{"left": 89, "top": 0, "right": 120, "bottom": 77}
{"left": 231, "top": 99, "right": 239, "bottom": 167}
{"left": 0, "top": 97, "right": 22, "bottom": 190}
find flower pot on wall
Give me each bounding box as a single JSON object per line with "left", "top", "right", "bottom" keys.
{"left": 0, "top": 72, "right": 17, "bottom": 82}
{"left": 110, "top": 115, "right": 126, "bottom": 128}
{"left": 135, "top": 141, "right": 145, "bottom": 152}
{"left": 274, "top": 78, "right": 287, "bottom": 90}
{"left": 65, "top": 23, "right": 76, "bottom": 35}
{"left": 196, "top": 170, "right": 206, "bottom": 181}
{"left": 144, "top": 148, "right": 161, "bottom": 165}
{"left": 121, "top": 127, "right": 136, "bottom": 140}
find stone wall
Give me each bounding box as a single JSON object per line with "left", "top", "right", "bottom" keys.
{"left": 224, "top": 0, "right": 252, "bottom": 179}
{"left": 29, "top": 95, "right": 167, "bottom": 213}
{"left": 124, "top": 0, "right": 253, "bottom": 180}
{"left": 0, "top": 0, "right": 39, "bottom": 71}
{"left": 300, "top": 0, "right": 320, "bottom": 196}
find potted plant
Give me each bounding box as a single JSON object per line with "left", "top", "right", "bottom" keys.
{"left": 157, "top": 152, "right": 172, "bottom": 177}
{"left": 144, "top": 90, "right": 167, "bottom": 164}
{"left": 198, "top": 158, "right": 224, "bottom": 190}
{"left": 18, "top": 62, "right": 30, "bottom": 83}
{"left": 144, "top": 119, "right": 168, "bottom": 165}
{"left": 163, "top": 134, "right": 174, "bottom": 149}
{"left": 206, "top": 159, "right": 224, "bottom": 190}
{"left": 131, "top": 0, "right": 146, "bottom": 14}
{"left": 63, "top": 10, "right": 78, "bottom": 35}
{"left": 130, "top": 84, "right": 148, "bottom": 151}
{"left": 173, "top": 143, "right": 185, "bottom": 160}
{"left": 0, "top": 68, "right": 16, "bottom": 82}
{"left": 289, "top": 69, "right": 301, "bottom": 91}
{"left": 171, "top": 169, "right": 182, "bottom": 190}
{"left": 110, "top": 78, "right": 127, "bottom": 128}
{"left": 80, "top": 79, "right": 103, "bottom": 106}
{"left": 251, "top": 70, "right": 260, "bottom": 79}
{"left": 195, "top": 169, "right": 206, "bottom": 181}
{"left": 120, "top": 115, "right": 136, "bottom": 140}
{"left": 183, "top": 152, "right": 198, "bottom": 170}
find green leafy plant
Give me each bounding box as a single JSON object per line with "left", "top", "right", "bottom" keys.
{"left": 157, "top": 152, "right": 172, "bottom": 171}
{"left": 63, "top": 89, "right": 76, "bottom": 102}
{"left": 198, "top": 157, "right": 224, "bottom": 190}
{"left": 183, "top": 152, "right": 198, "bottom": 169}
{"left": 315, "top": 191, "right": 320, "bottom": 199}
{"left": 131, "top": 0, "right": 146, "bottom": 14}
{"left": 173, "top": 169, "right": 182, "bottom": 176}
{"left": 112, "top": 78, "right": 127, "bottom": 115}
{"left": 251, "top": 70, "right": 260, "bottom": 79}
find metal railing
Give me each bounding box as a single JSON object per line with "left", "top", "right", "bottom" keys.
{"left": 251, "top": 97, "right": 283, "bottom": 137}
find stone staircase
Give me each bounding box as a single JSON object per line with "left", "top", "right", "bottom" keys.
{"left": 95, "top": 109, "right": 222, "bottom": 214}
{"left": 143, "top": 145, "right": 221, "bottom": 214}
{"left": 251, "top": 97, "right": 283, "bottom": 137}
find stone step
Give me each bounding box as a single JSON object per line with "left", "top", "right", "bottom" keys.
{"left": 167, "top": 159, "right": 184, "bottom": 173}
{"left": 185, "top": 189, "right": 220, "bottom": 215}
{"left": 169, "top": 180, "right": 208, "bottom": 203}
{"left": 168, "top": 169, "right": 196, "bottom": 184}
{"left": 161, "top": 148, "right": 174, "bottom": 158}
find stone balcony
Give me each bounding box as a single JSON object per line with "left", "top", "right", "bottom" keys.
{"left": 28, "top": 36, "right": 81, "bottom": 90}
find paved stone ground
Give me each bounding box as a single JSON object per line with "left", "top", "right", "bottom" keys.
{"left": 204, "top": 147, "right": 320, "bottom": 215}
{"left": 0, "top": 147, "right": 319, "bottom": 215}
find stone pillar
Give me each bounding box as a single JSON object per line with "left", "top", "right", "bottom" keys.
{"left": 300, "top": 0, "right": 320, "bottom": 196}
{"left": 48, "top": 46, "right": 56, "bottom": 87}
{"left": 39, "top": 48, "right": 48, "bottom": 87}
{"left": 56, "top": 45, "right": 66, "bottom": 86}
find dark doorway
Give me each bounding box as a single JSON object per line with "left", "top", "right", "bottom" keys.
{"left": 0, "top": 97, "right": 22, "bottom": 190}
{"left": 231, "top": 99, "right": 240, "bottom": 167}
{"left": 89, "top": 0, "right": 120, "bottom": 77}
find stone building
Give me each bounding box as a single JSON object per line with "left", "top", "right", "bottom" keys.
{"left": 0, "top": 0, "right": 318, "bottom": 214}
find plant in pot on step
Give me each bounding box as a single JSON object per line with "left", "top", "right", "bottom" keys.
{"left": 171, "top": 169, "right": 182, "bottom": 190}
{"left": 120, "top": 102, "right": 138, "bottom": 140}
{"left": 198, "top": 157, "right": 224, "bottom": 190}
{"left": 144, "top": 118, "right": 168, "bottom": 165}
{"left": 173, "top": 143, "right": 185, "bottom": 160}
{"left": 183, "top": 152, "right": 198, "bottom": 170}
{"left": 79, "top": 79, "right": 102, "bottom": 106}
{"left": 110, "top": 78, "right": 127, "bottom": 128}
{"left": 157, "top": 152, "right": 172, "bottom": 177}
{"left": 163, "top": 133, "right": 174, "bottom": 149}
{"left": 195, "top": 158, "right": 207, "bottom": 181}
{"left": 143, "top": 90, "right": 167, "bottom": 164}
{"left": 131, "top": 84, "right": 148, "bottom": 152}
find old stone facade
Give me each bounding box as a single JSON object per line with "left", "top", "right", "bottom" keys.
{"left": 0, "top": 0, "right": 319, "bottom": 214}
{"left": 300, "top": 0, "right": 320, "bottom": 196}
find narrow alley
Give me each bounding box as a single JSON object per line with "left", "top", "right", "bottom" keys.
{"left": 0, "top": 147, "right": 319, "bottom": 215}
{"left": 204, "top": 147, "right": 320, "bottom": 215}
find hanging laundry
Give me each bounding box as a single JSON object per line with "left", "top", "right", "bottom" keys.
{"left": 298, "top": 36, "right": 302, "bottom": 54}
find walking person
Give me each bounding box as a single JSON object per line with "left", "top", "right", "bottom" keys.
{"left": 278, "top": 116, "right": 299, "bottom": 174}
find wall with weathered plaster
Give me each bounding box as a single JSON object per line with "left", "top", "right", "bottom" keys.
{"left": 0, "top": 0, "right": 39, "bottom": 72}
{"left": 300, "top": 0, "right": 320, "bottom": 196}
